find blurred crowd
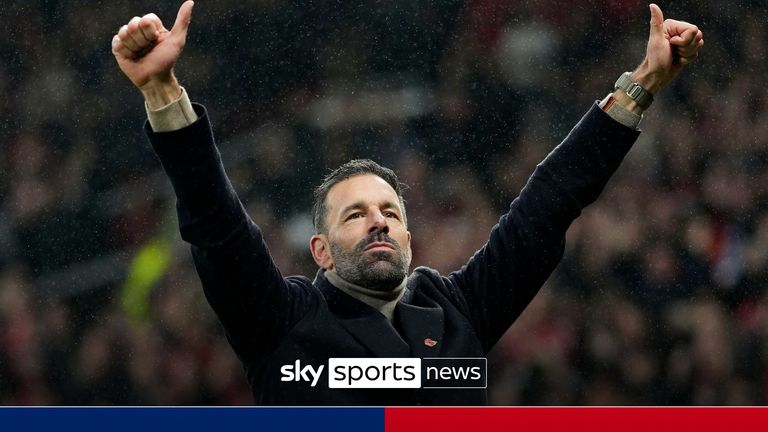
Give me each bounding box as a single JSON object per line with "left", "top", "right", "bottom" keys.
{"left": 2, "top": 0, "right": 768, "bottom": 405}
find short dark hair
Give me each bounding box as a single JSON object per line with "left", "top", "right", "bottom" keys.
{"left": 312, "top": 159, "right": 407, "bottom": 234}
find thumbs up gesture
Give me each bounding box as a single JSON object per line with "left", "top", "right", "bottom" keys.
{"left": 111, "top": 1, "right": 195, "bottom": 107}
{"left": 634, "top": 3, "right": 704, "bottom": 94}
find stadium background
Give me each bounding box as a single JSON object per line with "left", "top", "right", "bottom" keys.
{"left": 1, "top": 0, "right": 767, "bottom": 404}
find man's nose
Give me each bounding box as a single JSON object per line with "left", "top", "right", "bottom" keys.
{"left": 368, "top": 211, "right": 389, "bottom": 234}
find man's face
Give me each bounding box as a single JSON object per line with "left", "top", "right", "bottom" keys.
{"left": 316, "top": 174, "right": 412, "bottom": 291}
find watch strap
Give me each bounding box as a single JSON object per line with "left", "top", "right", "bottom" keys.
{"left": 614, "top": 72, "right": 653, "bottom": 110}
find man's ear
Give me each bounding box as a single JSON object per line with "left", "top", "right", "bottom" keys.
{"left": 405, "top": 230, "right": 413, "bottom": 261}
{"left": 310, "top": 234, "right": 334, "bottom": 270}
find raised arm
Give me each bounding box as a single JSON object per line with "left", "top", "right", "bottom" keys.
{"left": 111, "top": 1, "right": 314, "bottom": 364}
{"left": 447, "top": 4, "right": 703, "bottom": 351}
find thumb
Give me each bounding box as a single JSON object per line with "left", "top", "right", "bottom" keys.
{"left": 649, "top": 3, "right": 664, "bottom": 37}
{"left": 170, "top": 0, "right": 194, "bottom": 39}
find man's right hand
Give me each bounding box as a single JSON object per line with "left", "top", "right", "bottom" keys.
{"left": 111, "top": 1, "right": 194, "bottom": 109}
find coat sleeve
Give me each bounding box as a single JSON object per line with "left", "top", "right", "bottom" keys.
{"left": 145, "top": 104, "right": 314, "bottom": 364}
{"left": 447, "top": 103, "right": 641, "bottom": 352}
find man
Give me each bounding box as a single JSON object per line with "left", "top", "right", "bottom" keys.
{"left": 111, "top": 1, "right": 703, "bottom": 405}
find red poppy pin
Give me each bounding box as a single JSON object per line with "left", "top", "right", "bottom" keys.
{"left": 424, "top": 338, "right": 438, "bottom": 347}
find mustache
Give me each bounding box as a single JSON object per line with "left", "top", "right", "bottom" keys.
{"left": 353, "top": 231, "right": 401, "bottom": 253}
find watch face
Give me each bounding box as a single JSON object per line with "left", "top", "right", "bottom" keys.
{"left": 615, "top": 72, "right": 631, "bottom": 91}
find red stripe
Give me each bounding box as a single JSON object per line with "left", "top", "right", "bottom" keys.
{"left": 385, "top": 407, "right": 768, "bottom": 432}
{"left": 602, "top": 97, "right": 617, "bottom": 112}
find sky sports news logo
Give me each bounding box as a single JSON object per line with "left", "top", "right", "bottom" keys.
{"left": 280, "top": 358, "right": 487, "bottom": 389}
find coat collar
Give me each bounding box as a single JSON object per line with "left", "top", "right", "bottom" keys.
{"left": 314, "top": 269, "right": 444, "bottom": 358}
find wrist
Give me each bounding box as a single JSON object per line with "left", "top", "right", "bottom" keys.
{"left": 140, "top": 76, "right": 182, "bottom": 110}
{"left": 610, "top": 89, "right": 644, "bottom": 115}
{"left": 612, "top": 71, "right": 654, "bottom": 114}
{"left": 631, "top": 60, "right": 665, "bottom": 95}
{"left": 600, "top": 93, "right": 643, "bottom": 129}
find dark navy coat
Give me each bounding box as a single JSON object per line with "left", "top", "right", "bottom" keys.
{"left": 146, "top": 103, "right": 639, "bottom": 405}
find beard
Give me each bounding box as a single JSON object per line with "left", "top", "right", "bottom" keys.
{"left": 330, "top": 231, "right": 410, "bottom": 292}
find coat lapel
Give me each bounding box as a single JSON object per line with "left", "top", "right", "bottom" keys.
{"left": 316, "top": 271, "right": 410, "bottom": 358}
{"left": 395, "top": 287, "right": 445, "bottom": 358}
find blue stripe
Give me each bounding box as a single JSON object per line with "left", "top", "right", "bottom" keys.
{"left": 0, "top": 407, "right": 384, "bottom": 432}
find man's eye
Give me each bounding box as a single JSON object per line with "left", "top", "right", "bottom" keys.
{"left": 346, "top": 212, "right": 363, "bottom": 220}
{"left": 384, "top": 211, "right": 399, "bottom": 219}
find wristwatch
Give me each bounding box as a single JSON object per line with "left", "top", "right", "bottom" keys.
{"left": 614, "top": 72, "right": 653, "bottom": 110}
